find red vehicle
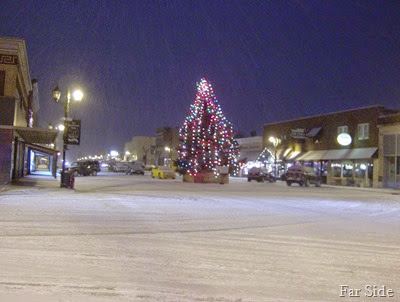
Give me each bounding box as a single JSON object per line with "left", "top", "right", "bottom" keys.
{"left": 247, "top": 167, "right": 276, "bottom": 183}
{"left": 285, "top": 166, "right": 321, "bottom": 187}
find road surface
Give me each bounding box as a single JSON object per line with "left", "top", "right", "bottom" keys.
{"left": 0, "top": 173, "right": 399, "bottom": 301}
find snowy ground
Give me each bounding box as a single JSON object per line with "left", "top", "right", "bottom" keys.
{"left": 0, "top": 173, "right": 400, "bottom": 302}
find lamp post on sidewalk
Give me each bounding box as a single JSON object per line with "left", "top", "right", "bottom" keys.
{"left": 269, "top": 136, "right": 281, "bottom": 178}
{"left": 52, "top": 86, "right": 84, "bottom": 187}
{"left": 165, "top": 146, "right": 172, "bottom": 167}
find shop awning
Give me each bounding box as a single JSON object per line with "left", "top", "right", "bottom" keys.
{"left": 297, "top": 150, "right": 328, "bottom": 161}
{"left": 322, "top": 148, "right": 378, "bottom": 160}
{"left": 0, "top": 126, "right": 58, "bottom": 144}
{"left": 276, "top": 148, "right": 292, "bottom": 161}
{"left": 26, "top": 143, "right": 59, "bottom": 156}
{"left": 286, "top": 150, "right": 302, "bottom": 160}
{"left": 306, "top": 127, "right": 322, "bottom": 138}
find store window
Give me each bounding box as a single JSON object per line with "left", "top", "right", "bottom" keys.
{"left": 358, "top": 123, "right": 369, "bottom": 140}
{"left": 337, "top": 125, "right": 348, "bottom": 134}
{"left": 331, "top": 162, "right": 342, "bottom": 177}
{"left": 355, "top": 162, "right": 367, "bottom": 178}
{"left": 343, "top": 162, "right": 353, "bottom": 178}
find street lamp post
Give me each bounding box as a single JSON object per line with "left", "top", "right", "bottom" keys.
{"left": 165, "top": 146, "right": 172, "bottom": 166}
{"left": 269, "top": 136, "right": 281, "bottom": 178}
{"left": 125, "top": 151, "right": 131, "bottom": 161}
{"left": 53, "top": 86, "right": 83, "bottom": 187}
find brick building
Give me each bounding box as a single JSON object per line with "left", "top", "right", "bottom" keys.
{"left": 263, "top": 105, "right": 397, "bottom": 187}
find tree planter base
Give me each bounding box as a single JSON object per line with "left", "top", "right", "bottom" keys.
{"left": 183, "top": 172, "right": 229, "bottom": 184}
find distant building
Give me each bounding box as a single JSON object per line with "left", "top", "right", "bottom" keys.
{"left": 155, "top": 126, "right": 179, "bottom": 166}
{"left": 124, "top": 136, "right": 156, "bottom": 165}
{"left": 234, "top": 136, "right": 263, "bottom": 176}
{"left": 0, "top": 37, "right": 57, "bottom": 184}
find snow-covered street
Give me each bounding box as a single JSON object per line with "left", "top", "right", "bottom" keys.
{"left": 1, "top": 173, "right": 400, "bottom": 301}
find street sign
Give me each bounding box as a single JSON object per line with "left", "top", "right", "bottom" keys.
{"left": 64, "top": 119, "right": 81, "bottom": 145}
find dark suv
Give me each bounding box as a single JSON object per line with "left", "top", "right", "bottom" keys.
{"left": 68, "top": 160, "right": 101, "bottom": 176}
{"left": 285, "top": 166, "right": 321, "bottom": 187}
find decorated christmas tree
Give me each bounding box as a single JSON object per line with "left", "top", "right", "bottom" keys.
{"left": 177, "top": 78, "right": 239, "bottom": 176}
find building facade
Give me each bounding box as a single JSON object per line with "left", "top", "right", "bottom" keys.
{"left": 0, "top": 37, "right": 57, "bottom": 184}
{"left": 377, "top": 113, "right": 400, "bottom": 189}
{"left": 263, "top": 106, "right": 397, "bottom": 187}
{"left": 155, "top": 126, "right": 179, "bottom": 166}
{"left": 234, "top": 136, "right": 263, "bottom": 176}
{"left": 124, "top": 136, "right": 156, "bottom": 165}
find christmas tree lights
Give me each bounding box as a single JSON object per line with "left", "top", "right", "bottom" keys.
{"left": 177, "top": 78, "right": 239, "bottom": 176}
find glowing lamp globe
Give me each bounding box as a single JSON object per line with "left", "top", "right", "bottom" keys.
{"left": 72, "top": 89, "right": 84, "bottom": 101}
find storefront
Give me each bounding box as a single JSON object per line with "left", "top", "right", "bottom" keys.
{"left": 0, "top": 125, "right": 58, "bottom": 182}
{"left": 263, "top": 105, "right": 396, "bottom": 188}
{"left": 0, "top": 38, "right": 58, "bottom": 184}
{"left": 258, "top": 147, "right": 377, "bottom": 186}
{"left": 377, "top": 113, "right": 400, "bottom": 189}
{"left": 323, "top": 148, "right": 377, "bottom": 187}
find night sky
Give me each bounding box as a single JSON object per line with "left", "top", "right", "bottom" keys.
{"left": 1, "top": 1, "right": 400, "bottom": 160}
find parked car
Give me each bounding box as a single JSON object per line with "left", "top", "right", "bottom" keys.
{"left": 285, "top": 165, "right": 321, "bottom": 187}
{"left": 151, "top": 166, "right": 176, "bottom": 179}
{"left": 106, "top": 159, "right": 117, "bottom": 172}
{"left": 126, "top": 161, "right": 145, "bottom": 175}
{"left": 247, "top": 167, "right": 276, "bottom": 183}
{"left": 67, "top": 160, "right": 101, "bottom": 176}
{"left": 113, "top": 161, "right": 129, "bottom": 173}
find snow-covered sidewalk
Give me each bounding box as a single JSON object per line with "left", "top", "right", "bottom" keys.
{"left": 0, "top": 173, "right": 399, "bottom": 301}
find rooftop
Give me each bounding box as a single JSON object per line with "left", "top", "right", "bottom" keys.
{"left": 264, "top": 105, "right": 396, "bottom": 127}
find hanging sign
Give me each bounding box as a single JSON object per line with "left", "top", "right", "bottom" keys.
{"left": 337, "top": 133, "right": 352, "bottom": 146}
{"left": 64, "top": 119, "right": 81, "bottom": 145}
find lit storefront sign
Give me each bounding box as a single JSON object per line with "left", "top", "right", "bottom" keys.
{"left": 291, "top": 128, "right": 306, "bottom": 139}
{"left": 337, "top": 133, "right": 352, "bottom": 146}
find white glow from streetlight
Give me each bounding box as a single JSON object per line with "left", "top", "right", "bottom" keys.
{"left": 269, "top": 136, "right": 275, "bottom": 143}
{"left": 125, "top": 151, "right": 131, "bottom": 155}
{"left": 165, "top": 146, "right": 171, "bottom": 152}
{"left": 110, "top": 150, "right": 119, "bottom": 157}
{"left": 57, "top": 124, "right": 65, "bottom": 131}
{"left": 72, "top": 89, "right": 84, "bottom": 101}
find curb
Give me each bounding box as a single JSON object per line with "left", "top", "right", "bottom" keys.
{"left": 322, "top": 184, "right": 400, "bottom": 195}
{"left": 0, "top": 185, "right": 11, "bottom": 193}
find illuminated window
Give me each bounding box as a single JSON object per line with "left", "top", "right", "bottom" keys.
{"left": 358, "top": 123, "right": 369, "bottom": 140}
{"left": 337, "top": 125, "right": 348, "bottom": 134}
{"left": 331, "top": 162, "right": 342, "bottom": 177}
{"left": 343, "top": 161, "right": 353, "bottom": 178}
{"left": 355, "top": 162, "right": 367, "bottom": 178}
